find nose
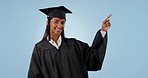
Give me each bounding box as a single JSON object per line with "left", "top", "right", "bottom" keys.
{"left": 58, "top": 22, "right": 64, "bottom": 27}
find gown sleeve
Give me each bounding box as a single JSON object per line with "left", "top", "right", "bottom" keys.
{"left": 28, "top": 44, "right": 43, "bottom": 78}
{"left": 75, "top": 30, "right": 108, "bottom": 71}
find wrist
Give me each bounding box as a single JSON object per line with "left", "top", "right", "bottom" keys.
{"left": 101, "top": 29, "right": 106, "bottom": 32}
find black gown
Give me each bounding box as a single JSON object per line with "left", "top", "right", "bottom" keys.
{"left": 28, "top": 30, "right": 108, "bottom": 78}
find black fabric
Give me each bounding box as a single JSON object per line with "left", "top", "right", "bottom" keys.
{"left": 28, "top": 30, "right": 108, "bottom": 78}
{"left": 47, "top": 9, "right": 66, "bottom": 20}
{"left": 39, "top": 6, "right": 72, "bottom": 20}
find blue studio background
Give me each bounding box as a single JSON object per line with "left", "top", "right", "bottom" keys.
{"left": 0, "top": 0, "right": 148, "bottom": 78}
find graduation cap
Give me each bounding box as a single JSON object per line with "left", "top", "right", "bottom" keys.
{"left": 39, "top": 6, "right": 72, "bottom": 20}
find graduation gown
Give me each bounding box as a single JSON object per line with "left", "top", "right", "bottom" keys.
{"left": 28, "top": 30, "right": 108, "bottom": 78}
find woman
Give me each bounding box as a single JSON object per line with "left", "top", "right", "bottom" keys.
{"left": 28, "top": 6, "right": 111, "bottom": 78}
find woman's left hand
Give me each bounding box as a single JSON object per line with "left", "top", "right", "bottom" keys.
{"left": 101, "top": 14, "right": 112, "bottom": 32}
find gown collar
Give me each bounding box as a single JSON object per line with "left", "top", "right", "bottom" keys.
{"left": 49, "top": 35, "right": 62, "bottom": 49}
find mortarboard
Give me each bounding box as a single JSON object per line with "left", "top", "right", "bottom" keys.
{"left": 39, "top": 6, "right": 72, "bottom": 20}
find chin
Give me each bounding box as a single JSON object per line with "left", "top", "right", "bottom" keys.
{"left": 55, "top": 32, "right": 62, "bottom": 36}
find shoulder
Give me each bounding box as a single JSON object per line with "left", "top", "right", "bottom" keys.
{"left": 64, "top": 38, "right": 88, "bottom": 47}
{"left": 64, "top": 38, "right": 76, "bottom": 42}
{"left": 34, "top": 40, "right": 49, "bottom": 51}
{"left": 62, "top": 38, "right": 76, "bottom": 46}
{"left": 36, "top": 40, "right": 48, "bottom": 46}
{"left": 64, "top": 38, "right": 85, "bottom": 44}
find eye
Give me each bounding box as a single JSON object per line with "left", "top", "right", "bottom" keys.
{"left": 54, "top": 20, "right": 59, "bottom": 24}
{"left": 61, "top": 21, "right": 65, "bottom": 25}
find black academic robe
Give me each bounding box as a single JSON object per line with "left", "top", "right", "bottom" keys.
{"left": 28, "top": 30, "right": 108, "bottom": 78}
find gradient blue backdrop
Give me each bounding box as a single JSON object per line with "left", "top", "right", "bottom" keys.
{"left": 0, "top": 0, "right": 148, "bottom": 78}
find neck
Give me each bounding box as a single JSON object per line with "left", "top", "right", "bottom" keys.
{"left": 50, "top": 33, "right": 60, "bottom": 44}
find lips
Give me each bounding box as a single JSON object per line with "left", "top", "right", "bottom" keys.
{"left": 55, "top": 28, "right": 63, "bottom": 33}
{"left": 57, "top": 28, "right": 62, "bottom": 32}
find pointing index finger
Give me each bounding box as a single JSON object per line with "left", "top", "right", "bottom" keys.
{"left": 106, "top": 14, "right": 112, "bottom": 20}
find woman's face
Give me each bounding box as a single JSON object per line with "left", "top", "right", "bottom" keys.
{"left": 50, "top": 17, "right": 65, "bottom": 36}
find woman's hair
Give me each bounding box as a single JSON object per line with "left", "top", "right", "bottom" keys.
{"left": 42, "top": 17, "right": 65, "bottom": 41}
